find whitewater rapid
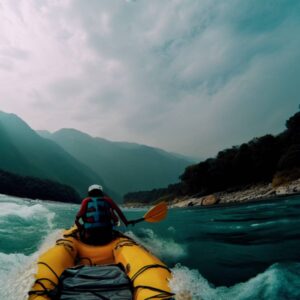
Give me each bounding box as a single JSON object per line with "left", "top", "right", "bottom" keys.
{"left": 0, "top": 194, "right": 300, "bottom": 300}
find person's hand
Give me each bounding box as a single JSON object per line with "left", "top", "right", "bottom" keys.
{"left": 114, "top": 220, "right": 121, "bottom": 227}
{"left": 75, "top": 218, "right": 84, "bottom": 231}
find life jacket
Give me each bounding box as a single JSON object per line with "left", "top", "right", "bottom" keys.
{"left": 81, "top": 197, "right": 114, "bottom": 229}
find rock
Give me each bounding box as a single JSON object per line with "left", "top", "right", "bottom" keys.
{"left": 187, "top": 201, "right": 194, "bottom": 207}
{"left": 276, "top": 186, "right": 289, "bottom": 195}
{"left": 201, "top": 194, "right": 219, "bottom": 206}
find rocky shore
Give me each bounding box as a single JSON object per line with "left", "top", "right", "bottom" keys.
{"left": 170, "top": 178, "right": 300, "bottom": 208}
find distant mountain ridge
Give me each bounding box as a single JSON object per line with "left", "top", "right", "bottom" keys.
{"left": 0, "top": 111, "right": 114, "bottom": 199}
{"left": 0, "top": 111, "right": 193, "bottom": 202}
{"left": 38, "top": 128, "right": 194, "bottom": 197}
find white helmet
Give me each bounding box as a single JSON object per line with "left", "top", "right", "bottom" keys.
{"left": 88, "top": 184, "right": 103, "bottom": 193}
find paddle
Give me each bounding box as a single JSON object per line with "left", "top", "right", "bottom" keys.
{"left": 129, "top": 201, "right": 168, "bottom": 225}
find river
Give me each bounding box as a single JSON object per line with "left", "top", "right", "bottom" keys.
{"left": 0, "top": 194, "right": 300, "bottom": 299}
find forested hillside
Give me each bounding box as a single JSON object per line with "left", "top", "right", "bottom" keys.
{"left": 124, "top": 111, "right": 300, "bottom": 204}
{"left": 0, "top": 169, "right": 80, "bottom": 202}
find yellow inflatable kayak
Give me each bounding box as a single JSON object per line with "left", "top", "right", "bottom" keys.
{"left": 28, "top": 228, "right": 174, "bottom": 300}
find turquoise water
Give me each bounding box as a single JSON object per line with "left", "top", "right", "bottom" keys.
{"left": 0, "top": 194, "right": 300, "bottom": 299}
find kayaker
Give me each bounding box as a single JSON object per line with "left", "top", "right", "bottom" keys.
{"left": 75, "top": 184, "right": 130, "bottom": 245}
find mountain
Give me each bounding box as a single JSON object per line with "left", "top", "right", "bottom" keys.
{"left": 0, "top": 111, "right": 116, "bottom": 199}
{"left": 38, "top": 128, "right": 194, "bottom": 197}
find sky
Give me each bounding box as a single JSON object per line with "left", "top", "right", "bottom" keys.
{"left": 0, "top": 0, "right": 300, "bottom": 159}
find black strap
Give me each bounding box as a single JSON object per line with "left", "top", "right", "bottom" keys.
{"left": 28, "top": 277, "right": 57, "bottom": 296}
{"left": 131, "top": 264, "right": 174, "bottom": 299}
{"left": 114, "top": 238, "right": 138, "bottom": 250}
{"left": 134, "top": 285, "right": 175, "bottom": 299}
{"left": 56, "top": 238, "right": 74, "bottom": 245}
{"left": 131, "top": 264, "right": 171, "bottom": 283}
{"left": 38, "top": 262, "right": 60, "bottom": 281}
{"left": 56, "top": 239, "right": 75, "bottom": 252}
{"left": 28, "top": 262, "right": 60, "bottom": 296}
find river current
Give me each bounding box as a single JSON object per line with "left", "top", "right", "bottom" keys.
{"left": 0, "top": 194, "right": 300, "bottom": 300}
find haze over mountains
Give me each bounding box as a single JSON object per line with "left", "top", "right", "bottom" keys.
{"left": 38, "top": 128, "right": 194, "bottom": 197}
{"left": 0, "top": 111, "right": 110, "bottom": 199}
{"left": 0, "top": 111, "right": 194, "bottom": 201}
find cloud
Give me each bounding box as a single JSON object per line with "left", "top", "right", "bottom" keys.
{"left": 0, "top": 0, "right": 299, "bottom": 158}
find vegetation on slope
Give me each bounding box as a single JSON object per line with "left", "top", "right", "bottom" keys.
{"left": 0, "top": 169, "right": 81, "bottom": 202}
{"left": 124, "top": 110, "right": 300, "bottom": 204}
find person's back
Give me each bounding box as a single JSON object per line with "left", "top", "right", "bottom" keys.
{"left": 76, "top": 184, "right": 129, "bottom": 245}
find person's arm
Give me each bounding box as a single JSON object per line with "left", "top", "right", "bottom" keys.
{"left": 104, "top": 196, "right": 129, "bottom": 226}
{"left": 75, "top": 198, "right": 89, "bottom": 227}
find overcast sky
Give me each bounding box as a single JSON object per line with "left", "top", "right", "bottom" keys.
{"left": 0, "top": 0, "right": 299, "bottom": 159}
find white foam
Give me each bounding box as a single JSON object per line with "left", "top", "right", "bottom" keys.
{"left": 0, "top": 252, "right": 36, "bottom": 300}
{"left": 38, "top": 229, "right": 64, "bottom": 253}
{"left": 216, "top": 263, "right": 288, "bottom": 300}
{"left": 169, "top": 263, "right": 300, "bottom": 300}
{"left": 169, "top": 264, "right": 208, "bottom": 300}
{"left": 125, "top": 228, "right": 187, "bottom": 259}
{"left": 0, "top": 202, "right": 43, "bottom": 217}
{"left": 0, "top": 201, "right": 55, "bottom": 228}
{"left": 0, "top": 230, "right": 64, "bottom": 300}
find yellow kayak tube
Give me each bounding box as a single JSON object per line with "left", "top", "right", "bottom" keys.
{"left": 28, "top": 228, "right": 174, "bottom": 300}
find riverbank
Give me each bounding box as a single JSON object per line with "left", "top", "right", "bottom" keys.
{"left": 170, "top": 178, "right": 300, "bottom": 208}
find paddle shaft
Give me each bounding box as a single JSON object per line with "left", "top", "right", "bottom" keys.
{"left": 129, "top": 217, "right": 145, "bottom": 225}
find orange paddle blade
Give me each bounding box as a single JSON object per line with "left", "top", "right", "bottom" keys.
{"left": 144, "top": 201, "right": 168, "bottom": 223}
